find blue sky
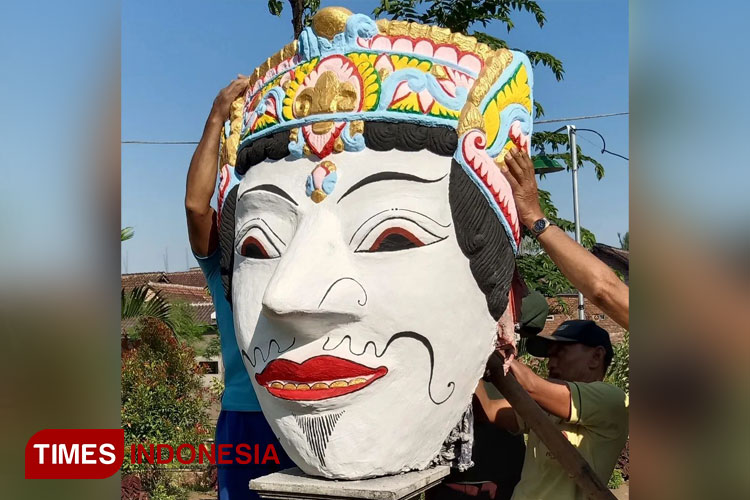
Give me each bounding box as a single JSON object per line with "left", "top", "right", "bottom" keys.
{"left": 122, "top": 0, "right": 628, "bottom": 273}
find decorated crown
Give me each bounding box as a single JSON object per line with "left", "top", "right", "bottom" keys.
{"left": 221, "top": 6, "right": 533, "bottom": 253}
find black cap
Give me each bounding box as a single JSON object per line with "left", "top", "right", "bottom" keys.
{"left": 526, "top": 320, "right": 614, "bottom": 366}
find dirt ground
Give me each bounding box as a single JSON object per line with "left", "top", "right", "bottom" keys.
{"left": 187, "top": 491, "right": 215, "bottom": 500}
{"left": 613, "top": 482, "right": 630, "bottom": 499}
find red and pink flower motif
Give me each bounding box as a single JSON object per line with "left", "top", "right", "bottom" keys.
{"left": 360, "top": 35, "right": 479, "bottom": 114}
{"left": 461, "top": 129, "right": 520, "bottom": 244}
{"left": 358, "top": 34, "right": 483, "bottom": 74}
{"left": 508, "top": 121, "right": 531, "bottom": 154}
{"left": 249, "top": 54, "right": 301, "bottom": 96}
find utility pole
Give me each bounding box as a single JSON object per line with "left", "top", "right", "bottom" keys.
{"left": 567, "top": 125, "right": 585, "bottom": 320}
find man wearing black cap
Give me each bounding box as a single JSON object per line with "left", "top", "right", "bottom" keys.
{"left": 475, "top": 320, "right": 628, "bottom": 500}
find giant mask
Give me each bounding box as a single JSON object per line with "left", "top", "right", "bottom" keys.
{"left": 217, "top": 7, "right": 533, "bottom": 479}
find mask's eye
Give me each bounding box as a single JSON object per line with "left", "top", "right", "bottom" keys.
{"left": 367, "top": 227, "right": 424, "bottom": 252}
{"left": 352, "top": 213, "right": 449, "bottom": 253}
{"left": 240, "top": 236, "right": 270, "bottom": 258}
{"left": 235, "top": 223, "right": 282, "bottom": 260}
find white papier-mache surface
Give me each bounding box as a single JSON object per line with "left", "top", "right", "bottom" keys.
{"left": 231, "top": 148, "right": 498, "bottom": 478}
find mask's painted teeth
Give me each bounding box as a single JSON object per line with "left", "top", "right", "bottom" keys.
{"left": 266, "top": 375, "right": 372, "bottom": 390}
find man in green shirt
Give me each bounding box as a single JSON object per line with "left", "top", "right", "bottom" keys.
{"left": 475, "top": 320, "right": 628, "bottom": 500}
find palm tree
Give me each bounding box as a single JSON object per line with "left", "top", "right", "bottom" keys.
{"left": 121, "top": 227, "right": 134, "bottom": 242}
{"left": 120, "top": 227, "right": 175, "bottom": 334}
{"left": 618, "top": 231, "right": 629, "bottom": 251}
{"left": 121, "top": 285, "right": 174, "bottom": 331}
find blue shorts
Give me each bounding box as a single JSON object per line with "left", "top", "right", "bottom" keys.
{"left": 215, "top": 410, "right": 295, "bottom": 500}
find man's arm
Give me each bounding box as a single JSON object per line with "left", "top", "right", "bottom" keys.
{"left": 508, "top": 359, "right": 572, "bottom": 420}
{"left": 475, "top": 358, "right": 572, "bottom": 431}
{"left": 186, "top": 77, "right": 248, "bottom": 257}
{"left": 501, "top": 147, "right": 629, "bottom": 329}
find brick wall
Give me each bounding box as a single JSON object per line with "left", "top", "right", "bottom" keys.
{"left": 542, "top": 295, "right": 627, "bottom": 344}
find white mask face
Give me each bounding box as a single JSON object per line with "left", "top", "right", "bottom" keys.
{"left": 231, "top": 148, "right": 497, "bottom": 479}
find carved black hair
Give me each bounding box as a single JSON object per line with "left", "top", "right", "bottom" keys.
{"left": 222, "top": 122, "right": 514, "bottom": 320}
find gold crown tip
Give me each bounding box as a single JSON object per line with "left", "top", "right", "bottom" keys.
{"left": 312, "top": 6, "right": 353, "bottom": 40}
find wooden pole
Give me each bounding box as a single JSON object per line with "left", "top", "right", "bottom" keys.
{"left": 485, "top": 352, "right": 616, "bottom": 500}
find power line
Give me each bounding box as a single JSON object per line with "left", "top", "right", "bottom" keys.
{"left": 575, "top": 128, "right": 629, "bottom": 161}
{"left": 536, "top": 111, "right": 628, "bottom": 124}
{"left": 122, "top": 140, "right": 199, "bottom": 144}
{"left": 121, "top": 112, "right": 629, "bottom": 145}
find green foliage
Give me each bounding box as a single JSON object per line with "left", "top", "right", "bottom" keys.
{"left": 209, "top": 376, "right": 226, "bottom": 402}
{"left": 267, "top": 0, "right": 283, "bottom": 16}
{"left": 535, "top": 188, "right": 596, "bottom": 249}
{"left": 121, "top": 318, "right": 213, "bottom": 496}
{"left": 149, "top": 478, "right": 188, "bottom": 500}
{"left": 519, "top": 184, "right": 597, "bottom": 298}
{"left": 168, "top": 301, "right": 213, "bottom": 344}
{"left": 608, "top": 467, "right": 625, "bottom": 489}
{"left": 267, "top": 0, "right": 321, "bottom": 38}
{"left": 122, "top": 286, "right": 174, "bottom": 331}
{"left": 517, "top": 253, "right": 573, "bottom": 296}
{"left": 518, "top": 352, "right": 548, "bottom": 377}
{"left": 121, "top": 227, "right": 134, "bottom": 242}
{"left": 618, "top": 231, "right": 629, "bottom": 250}
{"left": 532, "top": 132, "right": 605, "bottom": 180}
{"left": 203, "top": 335, "right": 222, "bottom": 358}
{"left": 605, "top": 331, "right": 629, "bottom": 393}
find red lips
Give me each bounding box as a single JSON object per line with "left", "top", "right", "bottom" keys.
{"left": 255, "top": 355, "right": 388, "bottom": 401}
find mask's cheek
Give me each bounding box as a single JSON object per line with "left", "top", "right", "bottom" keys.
{"left": 354, "top": 232, "right": 498, "bottom": 398}
{"left": 232, "top": 259, "right": 278, "bottom": 372}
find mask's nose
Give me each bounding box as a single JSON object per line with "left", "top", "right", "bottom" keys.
{"left": 260, "top": 210, "right": 366, "bottom": 341}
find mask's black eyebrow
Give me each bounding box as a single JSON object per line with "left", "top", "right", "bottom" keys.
{"left": 337, "top": 172, "right": 447, "bottom": 204}
{"left": 238, "top": 184, "right": 298, "bottom": 206}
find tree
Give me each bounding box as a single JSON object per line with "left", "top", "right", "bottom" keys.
{"left": 168, "top": 301, "right": 214, "bottom": 344}
{"left": 374, "top": 1, "right": 605, "bottom": 177}
{"left": 267, "top": 0, "right": 321, "bottom": 38}
{"left": 121, "top": 227, "right": 134, "bottom": 242}
{"left": 120, "top": 227, "right": 177, "bottom": 337}
{"left": 618, "top": 231, "right": 629, "bottom": 251}
{"left": 122, "top": 285, "right": 174, "bottom": 332}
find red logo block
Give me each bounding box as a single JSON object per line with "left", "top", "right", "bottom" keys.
{"left": 25, "top": 429, "right": 124, "bottom": 479}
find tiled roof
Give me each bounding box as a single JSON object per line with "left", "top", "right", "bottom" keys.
{"left": 146, "top": 282, "right": 212, "bottom": 303}
{"left": 592, "top": 243, "right": 629, "bottom": 282}
{"left": 192, "top": 304, "right": 216, "bottom": 325}
{"left": 121, "top": 272, "right": 168, "bottom": 289}
{"left": 160, "top": 268, "right": 207, "bottom": 288}
{"left": 121, "top": 268, "right": 207, "bottom": 290}
{"left": 121, "top": 275, "right": 216, "bottom": 332}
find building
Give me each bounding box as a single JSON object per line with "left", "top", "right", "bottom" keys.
{"left": 542, "top": 294, "right": 627, "bottom": 344}
{"left": 540, "top": 243, "right": 629, "bottom": 343}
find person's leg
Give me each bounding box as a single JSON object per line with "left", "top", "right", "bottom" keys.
{"left": 214, "top": 410, "right": 231, "bottom": 500}
{"left": 215, "top": 410, "right": 295, "bottom": 500}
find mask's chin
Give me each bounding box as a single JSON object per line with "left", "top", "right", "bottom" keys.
{"left": 269, "top": 394, "right": 444, "bottom": 480}
{"left": 254, "top": 349, "right": 466, "bottom": 479}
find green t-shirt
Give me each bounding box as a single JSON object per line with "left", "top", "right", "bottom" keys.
{"left": 511, "top": 381, "right": 629, "bottom": 500}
